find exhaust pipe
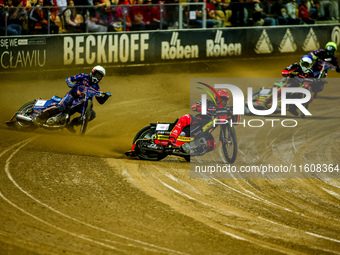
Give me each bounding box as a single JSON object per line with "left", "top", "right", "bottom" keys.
{"left": 16, "top": 114, "right": 33, "bottom": 122}
{"left": 140, "top": 142, "right": 164, "bottom": 153}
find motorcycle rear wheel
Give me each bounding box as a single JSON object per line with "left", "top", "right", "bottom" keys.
{"left": 133, "top": 125, "right": 167, "bottom": 161}
{"left": 220, "top": 125, "right": 237, "bottom": 164}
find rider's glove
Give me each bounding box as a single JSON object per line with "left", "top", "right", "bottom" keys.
{"left": 191, "top": 103, "right": 200, "bottom": 111}
{"left": 289, "top": 71, "right": 299, "bottom": 77}
{"left": 105, "top": 92, "right": 112, "bottom": 97}
{"left": 68, "top": 83, "right": 75, "bottom": 88}
{"left": 281, "top": 70, "right": 290, "bottom": 76}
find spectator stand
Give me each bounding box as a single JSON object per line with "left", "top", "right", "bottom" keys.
{"left": 1, "top": 0, "right": 340, "bottom": 36}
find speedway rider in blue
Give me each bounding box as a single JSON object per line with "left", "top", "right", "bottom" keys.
{"left": 260, "top": 55, "right": 314, "bottom": 116}
{"left": 35, "top": 65, "right": 111, "bottom": 133}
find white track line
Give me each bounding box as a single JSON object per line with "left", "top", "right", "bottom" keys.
{"left": 2, "top": 138, "right": 189, "bottom": 255}
{"left": 0, "top": 191, "right": 126, "bottom": 253}
{"left": 0, "top": 139, "right": 31, "bottom": 158}
{"left": 153, "top": 172, "right": 303, "bottom": 254}
{"left": 306, "top": 232, "right": 340, "bottom": 244}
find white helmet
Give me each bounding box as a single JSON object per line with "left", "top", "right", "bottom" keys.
{"left": 90, "top": 65, "right": 106, "bottom": 84}
{"left": 300, "top": 55, "right": 313, "bottom": 73}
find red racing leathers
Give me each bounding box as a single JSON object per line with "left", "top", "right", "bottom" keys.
{"left": 169, "top": 99, "right": 219, "bottom": 152}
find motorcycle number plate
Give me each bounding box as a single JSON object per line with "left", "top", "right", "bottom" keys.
{"left": 35, "top": 100, "right": 47, "bottom": 107}
{"left": 259, "top": 89, "right": 272, "bottom": 97}
{"left": 156, "top": 123, "right": 170, "bottom": 131}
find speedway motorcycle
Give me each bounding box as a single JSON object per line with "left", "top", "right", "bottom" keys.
{"left": 244, "top": 76, "right": 313, "bottom": 119}
{"left": 310, "top": 59, "right": 336, "bottom": 98}
{"left": 125, "top": 107, "right": 239, "bottom": 163}
{"left": 6, "top": 86, "right": 105, "bottom": 136}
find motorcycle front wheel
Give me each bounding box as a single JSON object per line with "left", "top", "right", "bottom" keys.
{"left": 80, "top": 100, "right": 92, "bottom": 136}
{"left": 220, "top": 125, "right": 238, "bottom": 164}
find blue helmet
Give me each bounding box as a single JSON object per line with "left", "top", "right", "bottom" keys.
{"left": 300, "top": 55, "right": 313, "bottom": 72}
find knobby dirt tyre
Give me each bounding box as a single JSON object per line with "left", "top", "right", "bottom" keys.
{"left": 13, "top": 101, "right": 37, "bottom": 131}
{"left": 80, "top": 100, "right": 92, "bottom": 136}
{"left": 221, "top": 125, "right": 237, "bottom": 164}
{"left": 133, "top": 125, "right": 167, "bottom": 161}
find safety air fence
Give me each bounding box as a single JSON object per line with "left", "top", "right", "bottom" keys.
{"left": 1, "top": 24, "right": 340, "bottom": 72}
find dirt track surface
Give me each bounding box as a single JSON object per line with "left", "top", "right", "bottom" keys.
{"left": 1, "top": 57, "right": 340, "bottom": 255}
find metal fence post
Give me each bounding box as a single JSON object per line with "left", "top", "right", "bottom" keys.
{"left": 123, "top": 6, "right": 127, "bottom": 31}
{"left": 160, "top": 4, "right": 163, "bottom": 30}
{"left": 48, "top": 8, "right": 51, "bottom": 34}
{"left": 86, "top": 9, "right": 89, "bottom": 33}
{"left": 202, "top": 2, "right": 206, "bottom": 29}
{"left": 5, "top": 9, "right": 8, "bottom": 36}
{"left": 179, "top": 3, "right": 183, "bottom": 29}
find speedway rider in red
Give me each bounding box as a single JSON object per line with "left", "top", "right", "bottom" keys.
{"left": 261, "top": 55, "right": 314, "bottom": 116}
{"left": 35, "top": 66, "right": 111, "bottom": 133}
{"left": 309, "top": 41, "right": 340, "bottom": 77}
{"left": 169, "top": 89, "right": 230, "bottom": 153}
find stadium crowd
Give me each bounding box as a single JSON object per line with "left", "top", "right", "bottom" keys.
{"left": 0, "top": 0, "right": 338, "bottom": 35}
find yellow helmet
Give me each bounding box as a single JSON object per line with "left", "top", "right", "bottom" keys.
{"left": 325, "top": 42, "right": 337, "bottom": 57}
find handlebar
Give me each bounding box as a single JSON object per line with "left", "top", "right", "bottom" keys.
{"left": 83, "top": 87, "right": 111, "bottom": 98}
{"left": 318, "top": 59, "right": 336, "bottom": 71}
{"left": 207, "top": 106, "right": 233, "bottom": 117}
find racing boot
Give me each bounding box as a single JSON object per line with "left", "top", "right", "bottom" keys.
{"left": 66, "top": 117, "right": 81, "bottom": 133}
{"left": 34, "top": 107, "right": 59, "bottom": 125}
{"left": 169, "top": 136, "right": 180, "bottom": 147}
